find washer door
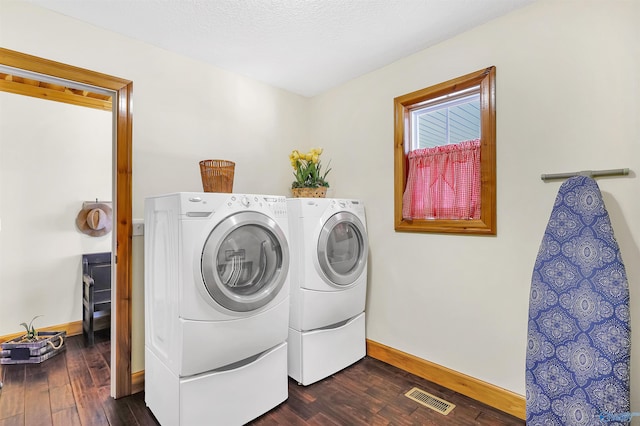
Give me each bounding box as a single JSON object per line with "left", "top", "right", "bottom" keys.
{"left": 201, "top": 211, "right": 289, "bottom": 312}
{"left": 317, "top": 211, "right": 368, "bottom": 287}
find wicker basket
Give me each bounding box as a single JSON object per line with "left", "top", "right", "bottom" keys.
{"left": 1, "top": 331, "right": 66, "bottom": 364}
{"left": 199, "top": 160, "right": 235, "bottom": 193}
{"left": 291, "top": 187, "right": 327, "bottom": 198}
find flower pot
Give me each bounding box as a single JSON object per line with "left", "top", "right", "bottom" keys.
{"left": 291, "top": 187, "right": 327, "bottom": 198}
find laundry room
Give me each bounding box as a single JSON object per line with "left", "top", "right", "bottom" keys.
{"left": 1, "top": 0, "right": 639, "bottom": 424}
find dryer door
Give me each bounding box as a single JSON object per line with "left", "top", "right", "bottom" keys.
{"left": 201, "top": 211, "right": 289, "bottom": 312}
{"left": 317, "top": 212, "right": 368, "bottom": 287}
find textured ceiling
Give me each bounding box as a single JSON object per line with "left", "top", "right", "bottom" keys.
{"left": 25, "top": 0, "right": 535, "bottom": 97}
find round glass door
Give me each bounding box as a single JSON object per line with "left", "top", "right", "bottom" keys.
{"left": 201, "top": 211, "right": 289, "bottom": 312}
{"left": 317, "top": 212, "right": 368, "bottom": 287}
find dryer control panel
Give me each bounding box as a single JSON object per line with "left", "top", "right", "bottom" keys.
{"left": 329, "top": 199, "right": 366, "bottom": 217}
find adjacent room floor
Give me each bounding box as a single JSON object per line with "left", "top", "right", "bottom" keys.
{"left": 0, "top": 332, "right": 523, "bottom": 425}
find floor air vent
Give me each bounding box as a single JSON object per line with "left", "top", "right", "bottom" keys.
{"left": 404, "top": 387, "right": 455, "bottom": 415}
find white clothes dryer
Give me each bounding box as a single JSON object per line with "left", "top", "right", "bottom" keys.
{"left": 144, "top": 192, "right": 290, "bottom": 426}
{"left": 286, "top": 198, "right": 368, "bottom": 385}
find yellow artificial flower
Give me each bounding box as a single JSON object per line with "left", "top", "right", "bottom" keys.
{"left": 289, "top": 147, "right": 331, "bottom": 189}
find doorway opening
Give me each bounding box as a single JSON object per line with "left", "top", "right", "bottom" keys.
{"left": 0, "top": 48, "right": 133, "bottom": 398}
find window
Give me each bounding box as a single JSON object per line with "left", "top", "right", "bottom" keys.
{"left": 412, "top": 90, "right": 480, "bottom": 148}
{"left": 394, "top": 66, "right": 496, "bottom": 235}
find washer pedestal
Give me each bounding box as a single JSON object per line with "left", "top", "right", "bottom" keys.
{"left": 287, "top": 313, "right": 365, "bottom": 386}
{"left": 145, "top": 342, "right": 288, "bottom": 426}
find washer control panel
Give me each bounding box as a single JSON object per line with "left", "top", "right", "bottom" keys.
{"left": 224, "top": 194, "right": 288, "bottom": 218}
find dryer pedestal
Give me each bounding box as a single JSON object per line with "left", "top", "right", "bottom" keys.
{"left": 287, "top": 313, "right": 365, "bottom": 386}
{"left": 146, "top": 342, "right": 288, "bottom": 426}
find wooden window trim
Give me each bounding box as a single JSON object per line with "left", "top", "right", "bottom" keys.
{"left": 394, "top": 66, "right": 496, "bottom": 235}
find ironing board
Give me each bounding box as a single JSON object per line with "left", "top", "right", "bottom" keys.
{"left": 526, "top": 176, "right": 630, "bottom": 425}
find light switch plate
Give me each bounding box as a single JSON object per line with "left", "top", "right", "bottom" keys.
{"left": 132, "top": 218, "right": 144, "bottom": 236}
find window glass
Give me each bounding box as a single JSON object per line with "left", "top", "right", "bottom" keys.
{"left": 411, "top": 90, "right": 480, "bottom": 149}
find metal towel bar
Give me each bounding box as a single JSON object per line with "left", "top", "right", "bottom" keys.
{"left": 540, "top": 168, "right": 630, "bottom": 181}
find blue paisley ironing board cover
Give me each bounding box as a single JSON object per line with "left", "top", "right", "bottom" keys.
{"left": 526, "top": 176, "right": 631, "bottom": 425}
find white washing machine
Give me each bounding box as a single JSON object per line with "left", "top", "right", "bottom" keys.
{"left": 286, "top": 198, "right": 369, "bottom": 385}
{"left": 144, "top": 192, "right": 290, "bottom": 426}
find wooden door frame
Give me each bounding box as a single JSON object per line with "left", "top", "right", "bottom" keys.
{"left": 0, "top": 48, "right": 133, "bottom": 398}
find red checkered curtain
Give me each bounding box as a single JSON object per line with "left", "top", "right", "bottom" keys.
{"left": 402, "top": 139, "right": 481, "bottom": 220}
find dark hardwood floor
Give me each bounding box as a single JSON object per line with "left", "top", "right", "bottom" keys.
{"left": 1, "top": 332, "right": 524, "bottom": 425}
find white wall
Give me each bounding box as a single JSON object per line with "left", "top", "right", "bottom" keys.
{"left": 309, "top": 0, "right": 639, "bottom": 405}
{"left": 0, "top": 93, "right": 111, "bottom": 335}
{"left": 2, "top": 0, "right": 638, "bottom": 410}
{"left": 1, "top": 0, "right": 308, "bottom": 372}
